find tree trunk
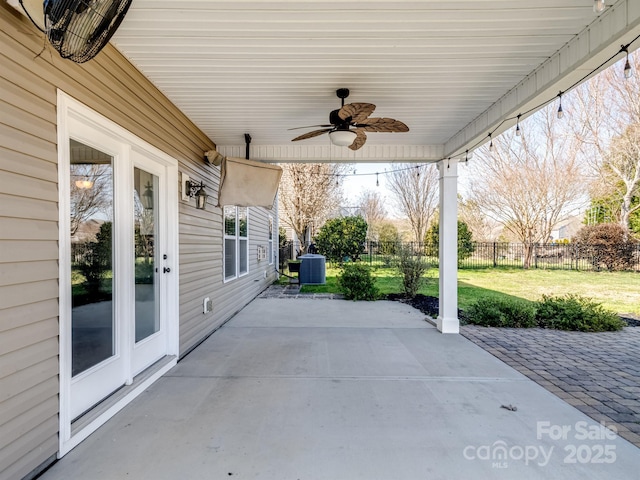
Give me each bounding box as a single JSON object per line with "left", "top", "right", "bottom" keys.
{"left": 522, "top": 243, "right": 534, "bottom": 269}
{"left": 620, "top": 191, "right": 633, "bottom": 240}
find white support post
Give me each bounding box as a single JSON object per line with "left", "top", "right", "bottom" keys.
{"left": 437, "top": 159, "right": 459, "bottom": 333}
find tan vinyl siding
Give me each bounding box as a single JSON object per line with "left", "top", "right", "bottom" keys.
{"left": 1, "top": 4, "right": 276, "bottom": 477}
{"left": 0, "top": 9, "right": 59, "bottom": 473}
{"left": 178, "top": 202, "right": 279, "bottom": 354}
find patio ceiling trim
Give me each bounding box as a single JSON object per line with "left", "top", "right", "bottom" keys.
{"left": 216, "top": 144, "right": 445, "bottom": 164}
{"left": 445, "top": 0, "right": 640, "bottom": 158}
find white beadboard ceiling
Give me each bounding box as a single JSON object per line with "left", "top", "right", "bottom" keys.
{"left": 110, "top": 0, "right": 640, "bottom": 162}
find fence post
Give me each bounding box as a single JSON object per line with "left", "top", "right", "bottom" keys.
{"left": 369, "top": 241, "right": 373, "bottom": 266}
{"left": 534, "top": 243, "right": 538, "bottom": 269}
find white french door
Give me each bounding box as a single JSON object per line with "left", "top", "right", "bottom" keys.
{"left": 67, "top": 134, "right": 126, "bottom": 420}
{"left": 59, "top": 93, "right": 179, "bottom": 446}
{"left": 131, "top": 152, "right": 169, "bottom": 376}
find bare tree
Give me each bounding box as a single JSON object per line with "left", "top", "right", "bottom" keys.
{"left": 468, "top": 107, "right": 586, "bottom": 268}
{"left": 357, "top": 189, "right": 387, "bottom": 240}
{"left": 606, "top": 125, "right": 640, "bottom": 229}
{"left": 70, "top": 163, "right": 112, "bottom": 237}
{"left": 278, "top": 163, "right": 348, "bottom": 254}
{"left": 571, "top": 55, "right": 640, "bottom": 233}
{"left": 458, "top": 196, "right": 496, "bottom": 241}
{"left": 386, "top": 164, "right": 439, "bottom": 243}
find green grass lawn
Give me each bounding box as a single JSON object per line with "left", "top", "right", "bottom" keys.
{"left": 299, "top": 267, "right": 640, "bottom": 316}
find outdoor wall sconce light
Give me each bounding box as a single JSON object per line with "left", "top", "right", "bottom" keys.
{"left": 141, "top": 182, "right": 154, "bottom": 210}
{"left": 186, "top": 180, "right": 208, "bottom": 209}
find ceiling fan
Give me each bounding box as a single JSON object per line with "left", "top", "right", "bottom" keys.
{"left": 290, "top": 88, "right": 409, "bottom": 150}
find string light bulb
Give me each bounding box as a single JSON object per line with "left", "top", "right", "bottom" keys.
{"left": 515, "top": 114, "right": 521, "bottom": 136}
{"left": 465, "top": 150, "right": 469, "bottom": 163}
{"left": 488, "top": 133, "right": 494, "bottom": 152}
{"left": 557, "top": 92, "right": 564, "bottom": 119}
{"left": 623, "top": 46, "right": 633, "bottom": 79}
{"left": 376, "top": 172, "right": 379, "bottom": 187}
{"left": 593, "top": 0, "right": 605, "bottom": 13}
{"left": 416, "top": 166, "right": 420, "bottom": 178}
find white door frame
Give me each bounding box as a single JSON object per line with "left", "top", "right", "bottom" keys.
{"left": 57, "top": 91, "right": 179, "bottom": 457}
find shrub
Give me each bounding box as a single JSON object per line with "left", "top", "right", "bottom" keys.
{"left": 572, "top": 223, "right": 635, "bottom": 271}
{"left": 315, "top": 215, "right": 368, "bottom": 262}
{"left": 395, "top": 245, "right": 430, "bottom": 298}
{"left": 380, "top": 255, "right": 393, "bottom": 268}
{"left": 535, "top": 294, "right": 625, "bottom": 332}
{"left": 338, "top": 263, "right": 379, "bottom": 301}
{"left": 378, "top": 222, "right": 400, "bottom": 254}
{"left": 466, "top": 297, "right": 537, "bottom": 328}
{"left": 424, "top": 220, "right": 475, "bottom": 262}
{"left": 279, "top": 227, "right": 288, "bottom": 248}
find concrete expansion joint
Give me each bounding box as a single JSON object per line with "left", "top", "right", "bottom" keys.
{"left": 165, "top": 374, "right": 531, "bottom": 383}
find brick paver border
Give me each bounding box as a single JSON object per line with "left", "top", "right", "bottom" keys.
{"left": 461, "top": 325, "right": 640, "bottom": 448}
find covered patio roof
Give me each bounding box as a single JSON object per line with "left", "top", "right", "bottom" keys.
{"left": 110, "top": 0, "right": 640, "bottom": 163}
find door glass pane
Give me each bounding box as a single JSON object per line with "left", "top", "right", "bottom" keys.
{"left": 134, "top": 168, "right": 160, "bottom": 342}
{"left": 70, "top": 140, "right": 114, "bottom": 376}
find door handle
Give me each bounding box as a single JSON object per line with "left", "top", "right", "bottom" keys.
{"left": 163, "top": 267, "right": 171, "bottom": 273}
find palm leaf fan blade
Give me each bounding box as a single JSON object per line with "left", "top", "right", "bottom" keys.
{"left": 288, "top": 124, "right": 333, "bottom": 131}
{"left": 348, "top": 129, "right": 367, "bottom": 151}
{"left": 338, "top": 103, "right": 376, "bottom": 123}
{"left": 361, "top": 118, "right": 410, "bottom": 133}
{"left": 291, "top": 128, "right": 333, "bottom": 142}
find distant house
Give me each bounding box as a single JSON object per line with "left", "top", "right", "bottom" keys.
{"left": 550, "top": 215, "right": 583, "bottom": 242}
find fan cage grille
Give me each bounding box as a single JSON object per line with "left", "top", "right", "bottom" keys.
{"left": 44, "top": 0, "right": 133, "bottom": 63}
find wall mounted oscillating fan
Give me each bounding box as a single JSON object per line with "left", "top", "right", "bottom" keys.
{"left": 19, "top": 0, "right": 133, "bottom": 63}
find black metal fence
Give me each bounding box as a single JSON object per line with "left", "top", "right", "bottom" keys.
{"left": 280, "top": 240, "right": 640, "bottom": 272}
{"left": 454, "top": 242, "right": 640, "bottom": 271}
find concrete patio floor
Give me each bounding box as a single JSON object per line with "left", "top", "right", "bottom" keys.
{"left": 41, "top": 298, "right": 640, "bottom": 479}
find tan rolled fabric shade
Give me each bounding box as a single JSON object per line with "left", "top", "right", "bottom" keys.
{"left": 217, "top": 157, "right": 282, "bottom": 208}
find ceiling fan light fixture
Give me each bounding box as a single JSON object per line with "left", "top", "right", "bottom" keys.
{"left": 329, "top": 130, "right": 357, "bottom": 147}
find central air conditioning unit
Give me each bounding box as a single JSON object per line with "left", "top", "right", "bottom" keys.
{"left": 298, "top": 254, "right": 326, "bottom": 285}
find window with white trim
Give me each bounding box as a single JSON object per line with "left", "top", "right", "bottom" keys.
{"left": 268, "top": 216, "right": 274, "bottom": 265}
{"left": 224, "top": 206, "right": 249, "bottom": 280}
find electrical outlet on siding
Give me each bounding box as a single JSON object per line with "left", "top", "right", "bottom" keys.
{"left": 203, "top": 297, "right": 212, "bottom": 314}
